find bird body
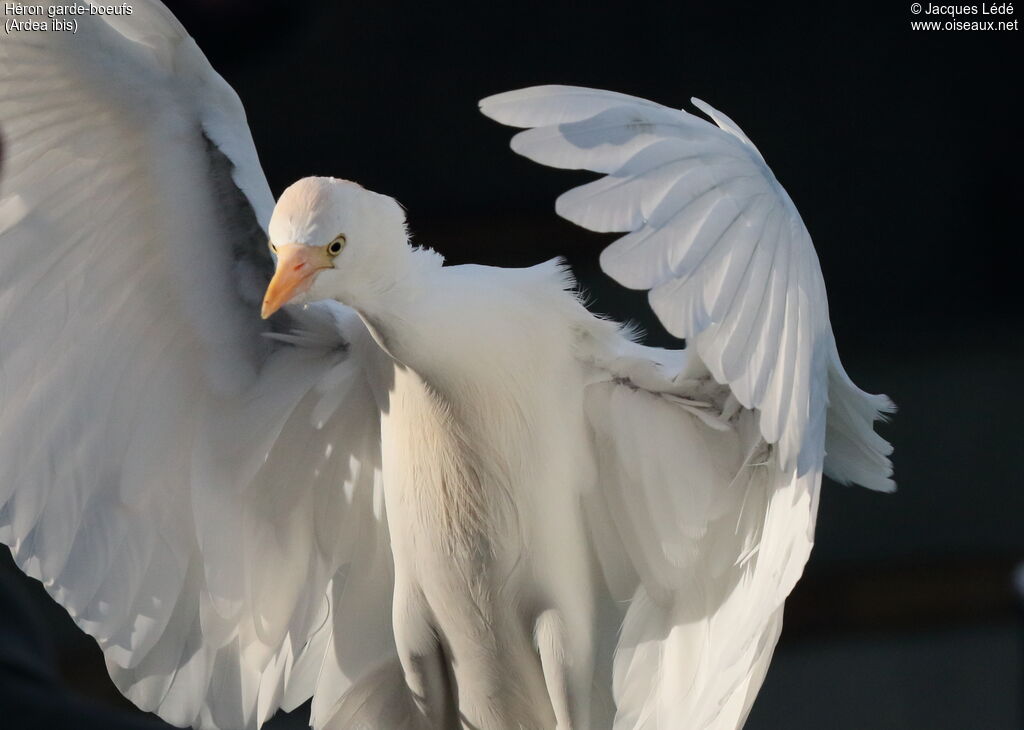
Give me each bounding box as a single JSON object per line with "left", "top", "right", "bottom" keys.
{"left": 368, "top": 255, "right": 598, "bottom": 728}
{"left": 299, "top": 216, "right": 610, "bottom": 728}
{"left": 0, "top": 4, "right": 895, "bottom": 730}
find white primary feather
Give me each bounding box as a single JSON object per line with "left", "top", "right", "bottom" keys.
{"left": 482, "top": 85, "right": 894, "bottom": 728}
{"left": 0, "top": 4, "right": 394, "bottom": 729}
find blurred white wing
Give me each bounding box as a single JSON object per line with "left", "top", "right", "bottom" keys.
{"left": 578, "top": 347, "right": 820, "bottom": 730}
{"left": 0, "top": 4, "right": 393, "bottom": 729}
{"left": 483, "top": 86, "right": 894, "bottom": 728}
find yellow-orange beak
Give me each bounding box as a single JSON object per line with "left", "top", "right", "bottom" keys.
{"left": 261, "top": 244, "right": 328, "bottom": 319}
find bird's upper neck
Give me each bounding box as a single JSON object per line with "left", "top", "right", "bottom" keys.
{"left": 345, "top": 245, "right": 446, "bottom": 368}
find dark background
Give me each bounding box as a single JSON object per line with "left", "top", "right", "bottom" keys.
{"left": 2, "top": 1, "right": 1021, "bottom": 728}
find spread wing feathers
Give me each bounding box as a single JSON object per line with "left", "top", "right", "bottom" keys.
{"left": 0, "top": 6, "right": 392, "bottom": 729}
{"left": 488, "top": 86, "right": 897, "bottom": 728}
{"left": 480, "top": 85, "right": 894, "bottom": 486}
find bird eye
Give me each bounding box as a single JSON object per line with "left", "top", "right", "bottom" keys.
{"left": 327, "top": 235, "right": 346, "bottom": 256}
{"left": 269, "top": 242, "right": 277, "bottom": 254}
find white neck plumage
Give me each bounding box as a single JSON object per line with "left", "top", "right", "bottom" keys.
{"left": 346, "top": 244, "right": 446, "bottom": 367}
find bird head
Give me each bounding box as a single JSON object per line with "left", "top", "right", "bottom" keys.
{"left": 261, "top": 177, "right": 408, "bottom": 318}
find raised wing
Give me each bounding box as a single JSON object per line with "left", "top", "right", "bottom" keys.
{"left": 0, "top": 4, "right": 393, "bottom": 728}
{"left": 485, "top": 86, "right": 894, "bottom": 729}
{"left": 480, "top": 85, "right": 893, "bottom": 486}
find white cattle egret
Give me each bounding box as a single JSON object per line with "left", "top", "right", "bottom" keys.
{"left": 0, "top": 2, "right": 893, "bottom": 729}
